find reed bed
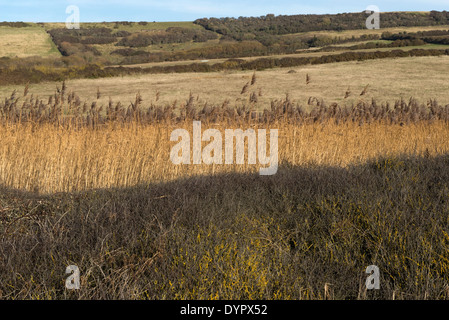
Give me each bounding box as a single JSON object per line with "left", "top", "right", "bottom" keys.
{"left": 0, "top": 83, "right": 449, "bottom": 193}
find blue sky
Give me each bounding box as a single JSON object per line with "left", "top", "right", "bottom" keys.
{"left": 0, "top": 0, "right": 447, "bottom": 22}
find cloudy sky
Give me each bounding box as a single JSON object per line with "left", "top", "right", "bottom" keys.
{"left": 0, "top": 0, "right": 447, "bottom": 22}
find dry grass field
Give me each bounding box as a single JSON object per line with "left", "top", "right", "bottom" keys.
{"left": 1, "top": 55, "right": 448, "bottom": 111}
{"left": 109, "top": 42, "right": 449, "bottom": 69}
{"left": 0, "top": 121, "right": 448, "bottom": 194}
{"left": 0, "top": 26, "right": 61, "bottom": 58}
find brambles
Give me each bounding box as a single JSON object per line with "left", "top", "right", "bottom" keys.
{"left": 110, "top": 48, "right": 148, "bottom": 56}
{"left": 2, "top": 150, "right": 449, "bottom": 299}
{"left": 318, "top": 38, "right": 428, "bottom": 53}
{"left": 48, "top": 27, "right": 118, "bottom": 46}
{"left": 0, "top": 21, "right": 31, "bottom": 27}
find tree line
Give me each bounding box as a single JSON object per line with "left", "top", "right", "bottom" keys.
{"left": 381, "top": 29, "right": 449, "bottom": 45}
{"left": 194, "top": 11, "right": 449, "bottom": 42}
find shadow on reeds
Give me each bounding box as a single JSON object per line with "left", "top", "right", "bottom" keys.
{"left": 1, "top": 154, "right": 449, "bottom": 299}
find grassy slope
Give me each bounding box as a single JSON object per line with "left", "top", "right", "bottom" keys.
{"left": 41, "top": 21, "right": 208, "bottom": 64}
{"left": 103, "top": 24, "right": 449, "bottom": 67}
{"left": 0, "top": 26, "right": 61, "bottom": 58}
{"left": 3, "top": 22, "right": 448, "bottom": 65}
{"left": 93, "top": 39, "right": 222, "bottom": 65}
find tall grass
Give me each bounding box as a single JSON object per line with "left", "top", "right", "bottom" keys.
{"left": 0, "top": 83, "right": 449, "bottom": 193}
{"left": 1, "top": 84, "right": 449, "bottom": 300}
{"left": 0, "top": 120, "right": 448, "bottom": 194}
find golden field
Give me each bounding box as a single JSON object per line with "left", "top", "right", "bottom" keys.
{"left": 1, "top": 55, "right": 448, "bottom": 111}
{"left": 0, "top": 120, "right": 448, "bottom": 194}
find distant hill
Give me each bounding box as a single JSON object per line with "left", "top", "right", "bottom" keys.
{"left": 1, "top": 11, "right": 449, "bottom": 85}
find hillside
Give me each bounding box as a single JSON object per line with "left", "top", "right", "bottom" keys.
{"left": 0, "top": 11, "right": 448, "bottom": 86}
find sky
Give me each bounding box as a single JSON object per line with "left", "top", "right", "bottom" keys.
{"left": 0, "top": 0, "right": 447, "bottom": 22}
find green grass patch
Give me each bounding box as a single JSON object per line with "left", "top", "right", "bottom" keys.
{"left": 0, "top": 25, "right": 61, "bottom": 58}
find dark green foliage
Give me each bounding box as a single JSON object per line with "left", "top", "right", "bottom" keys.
{"left": 116, "top": 27, "right": 218, "bottom": 47}
{"left": 58, "top": 42, "right": 102, "bottom": 57}
{"left": 194, "top": 11, "right": 449, "bottom": 41}
{"left": 48, "top": 27, "right": 114, "bottom": 44}
{"left": 110, "top": 48, "right": 149, "bottom": 56}
{"left": 113, "top": 30, "right": 132, "bottom": 37}
{"left": 381, "top": 29, "right": 449, "bottom": 45}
